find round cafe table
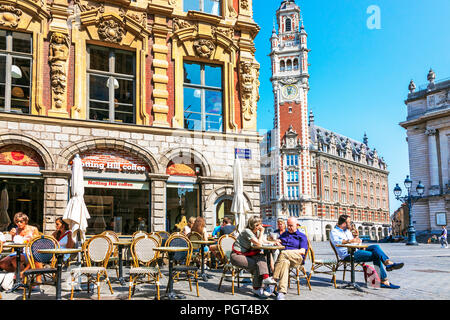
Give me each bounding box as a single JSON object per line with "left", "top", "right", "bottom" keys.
{"left": 112, "top": 241, "right": 132, "bottom": 286}
{"left": 336, "top": 243, "right": 368, "bottom": 292}
{"left": 252, "top": 244, "right": 285, "bottom": 277}
{"left": 38, "top": 248, "right": 82, "bottom": 300}
{"left": 153, "top": 246, "right": 189, "bottom": 300}
{"left": 190, "top": 240, "right": 216, "bottom": 281}
{"left": 3, "top": 243, "right": 27, "bottom": 293}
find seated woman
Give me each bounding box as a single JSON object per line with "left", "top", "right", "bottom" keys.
{"left": 182, "top": 217, "right": 196, "bottom": 236}
{"left": 0, "top": 212, "right": 40, "bottom": 275}
{"left": 230, "top": 216, "right": 276, "bottom": 298}
{"left": 52, "top": 218, "right": 75, "bottom": 262}
{"left": 190, "top": 217, "right": 210, "bottom": 268}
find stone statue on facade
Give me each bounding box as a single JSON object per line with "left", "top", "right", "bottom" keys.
{"left": 49, "top": 32, "right": 70, "bottom": 109}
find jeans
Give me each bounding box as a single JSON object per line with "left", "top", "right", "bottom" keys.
{"left": 441, "top": 237, "right": 448, "bottom": 247}
{"left": 344, "top": 245, "right": 389, "bottom": 281}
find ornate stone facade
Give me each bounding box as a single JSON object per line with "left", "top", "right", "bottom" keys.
{"left": 401, "top": 71, "right": 450, "bottom": 236}
{"left": 0, "top": 0, "right": 261, "bottom": 234}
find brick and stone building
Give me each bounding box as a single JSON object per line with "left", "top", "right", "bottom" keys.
{"left": 260, "top": 0, "right": 391, "bottom": 241}
{"left": 0, "top": 0, "right": 262, "bottom": 235}
{"left": 400, "top": 70, "right": 449, "bottom": 237}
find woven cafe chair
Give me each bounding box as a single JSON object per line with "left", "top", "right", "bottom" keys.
{"left": 329, "top": 240, "right": 366, "bottom": 283}
{"left": 156, "top": 231, "right": 170, "bottom": 246}
{"left": 165, "top": 233, "right": 199, "bottom": 297}
{"left": 132, "top": 230, "right": 148, "bottom": 240}
{"left": 0, "top": 242, "right": 7, "bottom": 299}
{"left": 70, "top": 234, "right": 114, "bottom": 300}
{"left": 148, "top": 232, "right": 162, "bottom": 246}
{"left": 23, "top": 235, "right": 60, "bottom": 300}
{"left": 187, "top": 231, "right": 204, "bottom": 268}
{"left": 101, "top": 231, "right": 121, "bottom": 276}
{"left": 286, "top": 239, "right": 312, "bottom": 295}
{"left": 128, "top": 234, "right": 161, "bottom": 299}
{"left": 306, "top": 240, "right": 340, "bottom": 288}
{"left": 217, "top": 234, "right": 243, "bottom": 295}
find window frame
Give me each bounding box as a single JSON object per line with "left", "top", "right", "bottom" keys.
{"left": 183, "top": 0, "right": 223, "bottom": 16}
{"left": 183, "top": 61, "right": 223, "bottom": 132}
{"left": 86, "top": 45, "right": 136, "bottom": 124}
{"left": 0, "top": 30, "right": 33, "bottom": 114}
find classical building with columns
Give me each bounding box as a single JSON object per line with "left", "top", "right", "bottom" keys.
{"left": 0, "top": 0, "right": 262, "bottom": 235}
{"left": 260, "top": 0, "right": 391, "bottom": 241}
{"left": 400, "top": 69, "right": 449, "bottom": 236}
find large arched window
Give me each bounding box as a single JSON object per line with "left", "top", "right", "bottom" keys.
{"left": 285, "top": 18, "right": 292, "bottom": 32}
{"left": 286, "top": 60, "right": 292, "bottom": 71}
{"left": 293, "top": 59, "right": 299, "bottom": 70}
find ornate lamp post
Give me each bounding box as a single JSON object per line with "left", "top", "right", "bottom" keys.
{"left": 393, "top": 175, "right": 425, "bottom": 245}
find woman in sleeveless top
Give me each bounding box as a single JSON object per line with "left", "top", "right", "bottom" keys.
{"left": 52, "top": 218, "right": 74, "bottom": 261}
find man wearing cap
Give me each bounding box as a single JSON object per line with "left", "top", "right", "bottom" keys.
{"left": 272, "top": 216, "right": 308, "bottom": 300}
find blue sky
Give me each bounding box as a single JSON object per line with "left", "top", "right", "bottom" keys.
{"left": 253, "top": 0, "right": 450, "bottom": 214}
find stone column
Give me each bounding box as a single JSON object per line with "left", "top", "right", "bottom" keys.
{"left": 150, "top": 177, "right": 168, "bottom": 232}
{"left": 426, "top": 129, "right": 440, "bottom": 195}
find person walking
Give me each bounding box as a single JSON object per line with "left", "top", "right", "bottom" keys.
{"left": 440, "top": 226, "right": 448, "bottom": 248}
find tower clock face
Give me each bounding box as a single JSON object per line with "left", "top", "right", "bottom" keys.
{"left": 282, "top": 84, "right": 298, "bottom": 100}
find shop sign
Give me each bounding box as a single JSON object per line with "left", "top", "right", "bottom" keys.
{"left": 82, "top": 161, "right": 147, "bottom": 172}
{"left": 77, "top": 150, "right": 150, "bottom": 174}
{"left": 84, "top": 179, "right": 149, "bottom": 190}
{"left": 235, "top": 148, "right": 251, "bottom": 159}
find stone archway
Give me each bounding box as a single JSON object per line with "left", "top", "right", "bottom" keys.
{"left": 0, "top": 133, "right": 55, "bottom": 170}
{"left": 57, "top": 138, "right": 160, "bottom": 173}
{"left": 325, "top": 224, "right": 332, "bottom": 241}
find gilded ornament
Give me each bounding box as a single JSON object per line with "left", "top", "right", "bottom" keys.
{"left": 0, "top": 5, "right": 22, "bottom": 28}
{"left": 98, "top": 19, "right": 125, "bottom": 43}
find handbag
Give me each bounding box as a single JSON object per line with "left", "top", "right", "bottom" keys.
{"left": 363, "top": 264, "right": 381, "bottom": 288}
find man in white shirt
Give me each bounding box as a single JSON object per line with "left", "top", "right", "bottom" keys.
{"left": 330, "top": 214, "right": 404, "bottom": 289}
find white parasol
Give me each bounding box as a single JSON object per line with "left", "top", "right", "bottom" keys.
{"left": 63, "top": 154, "right": 90, "bottom": 242}
{"left": 0, "top": 188, "right": 11, "bottom": 229}
{"left": 230, "top": 156, "right": 250, "bottom": 233}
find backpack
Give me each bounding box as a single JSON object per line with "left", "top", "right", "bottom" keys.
{"left": 0, "top": 272, "right": 14, "bottom": 291}
{"left": 363, "top": 264, "right": 381, "bottom": 288}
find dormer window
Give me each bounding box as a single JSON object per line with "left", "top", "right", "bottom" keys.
{"left": 285, "top": 18, "right": 292, "bottom": 32}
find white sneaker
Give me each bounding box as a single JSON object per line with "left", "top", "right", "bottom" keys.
{"left": 262, "top": 277, "right": 277, "bottom": 285}
{"left": 276, "top": 292, "right": 286, "bottom": 300}
{"left": 252, "top": 288, "right": 269, "bottom": 298}
{"left": 264, "top": 285, "right": 275, "bottom": 296}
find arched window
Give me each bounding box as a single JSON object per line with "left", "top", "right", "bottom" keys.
{"left": 280, "top": 60, "right": 285, "bottom": 72}
{"left": 285, "top": 18, "right": 292, "bottom": 32}
{"left": 293, "top": 59, "right": 299, "bottom": 70}
{"left": 286, "top": 60, "right": 292, "bottom": 71}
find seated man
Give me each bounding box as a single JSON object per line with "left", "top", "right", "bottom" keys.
{"left": 218, "top": 217, "right": 236, "bottom": 237}
{"left": 330, "top": 214, "right": 404, "bottom": 289}
{"left": 272, "top": 217, "right": 308, "bottom": 300}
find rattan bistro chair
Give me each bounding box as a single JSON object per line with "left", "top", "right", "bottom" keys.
{"left": 187, "top": 231, "right": 204, "bottom": 268}
{"left": 217, "top": 234, "right": 243, "bottom": 295}
{"left": 70, "top": 235, "right": 114, "bottom": 300}
{"left": 329, "top": 240, "right": 366, "bottom": 283}
{"left": 287, "top": 240, "right": 312, "bottom": 295}
{"left": 156, "top": 231, "right": 170, "bottom": 246}
{"left": 101, "top": 231, "right": 121, "bottom": 276}
{"left": 132, "top": 231, "right": 148, "bottom": 240}
{"left": 165, "top": 233, "right": 199, "bottom": 297}
{"left": 128, "top": 234, "right": 161, "bottom": 300}
{"left": 148, "top": 232, "right": 162, "bottom": 246}
{"left": 23, "top": 235, "right": 60, "bottom": 300}
{"left": 307, "top": 240, "right": 340, "bottom": 288}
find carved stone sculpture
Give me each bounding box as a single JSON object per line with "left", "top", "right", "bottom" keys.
{"left": 173, "top": 18, "right": 196, "bottom": 32}
{"left": 98, "top": 19, "right": 125, "bottom": 43}
{"left": 0, "top": 5, "right": 22, "bottom": 28}
{"left": 240, "top": 61, "right": 259, "bottom": 122}
{"left": 193, "top": 39, "right": 215, "bottom": 58}
{"left": 49, "top": 32, "right": 70, "bottom": 109}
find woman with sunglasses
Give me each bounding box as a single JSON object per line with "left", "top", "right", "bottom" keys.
{"left": 0, "top": 212, "right": 39, "bottom": 273}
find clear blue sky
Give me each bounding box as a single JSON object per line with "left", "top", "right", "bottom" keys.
{"left": 254, "top": 0, "right": 450, "bottom": 214}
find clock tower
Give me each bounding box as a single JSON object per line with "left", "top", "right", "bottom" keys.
{"left": 268, "top": 0, "right": 311, "bottom": 218}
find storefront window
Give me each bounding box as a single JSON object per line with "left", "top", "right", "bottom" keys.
{"left": 0, "top": 178, "right": 44, "bottom": 231}
{"left": 87, "top": 45, "right": 135, "bottom": 124}
{"left": 84, "top": 184, "right": 150, "bottom": 235}
{"left": 166, "top": 184, "right": 199, "bottom": 233}
{"left": 0, "top": 30, "right": 32, "bottom": 114}
{"left": 216, "top": 198, "right": 234, "bottom": 225}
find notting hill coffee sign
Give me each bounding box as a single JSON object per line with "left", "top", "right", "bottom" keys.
{"left": 77, "top": 150, "right": 150, "bottom": 174}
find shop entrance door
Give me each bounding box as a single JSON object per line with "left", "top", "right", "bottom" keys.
{"left": 166, "top": 183, "right": 199, "bottom": 233}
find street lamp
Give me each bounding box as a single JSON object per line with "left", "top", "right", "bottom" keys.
{"left": 393, "top": 175, "right": 425, "bottom": 245}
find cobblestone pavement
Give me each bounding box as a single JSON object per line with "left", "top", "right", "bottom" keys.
{"left": 2, "top": 242, "right": 450, "bottom": 300}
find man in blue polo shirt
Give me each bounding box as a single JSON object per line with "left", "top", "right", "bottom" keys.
{"left": 272, "top": 216, "right": 308, "bottom": 300}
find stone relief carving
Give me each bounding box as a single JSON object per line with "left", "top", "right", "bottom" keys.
{"left": 173, "top": 18, "right": 196, "bottom": 32}
{"left": 98, "top": 18, "right": 125, "bottom": 43}
{"left": 280, "top": 77, "right": 299, "bottom": 85}
{"left": 425, "top": 129, "right": 437, "bottom": 136}
{"left": 49, "top": 32, "right": 70, "bottom": 109}
{"left": 0, "top": 5, "right": 22, "bottom": 28}
{"left": 193, "top": 39, "right": 215, "bottom": 58}
{"left": 212, "top": 26, "right": 234, "bottom": 39}
{"left": 240, "top": 61, "right": 259, "bottom": 122}
{"left": 240, "top": 0, "right": 249, "bottom": 10}
{"left": 75, "top": 0, "right": 104, "bottom": 13}
{"left": 227, "top": 0, "right": 237, "bottom": 18}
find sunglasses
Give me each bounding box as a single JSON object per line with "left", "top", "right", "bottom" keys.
{"left": 16, "top": 220, "right": 25, "bottom": 224}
